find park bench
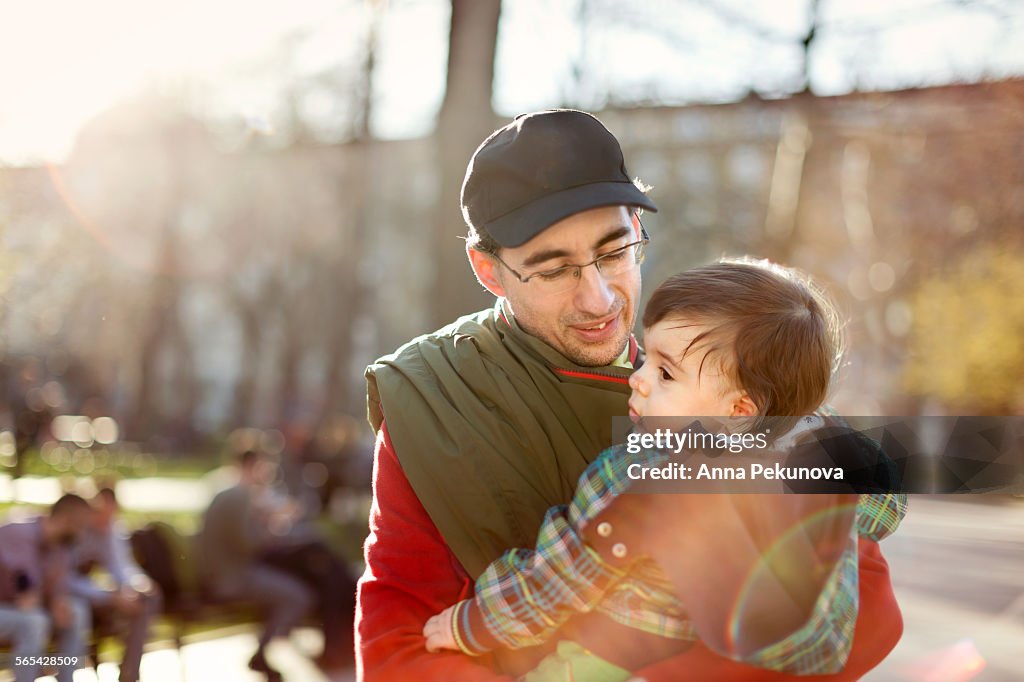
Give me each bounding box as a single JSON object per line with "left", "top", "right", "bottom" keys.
{"left": 3, "top": 509, "right": 364, "bottom": 681}
{"left": 126, "top": 521, "right": 267, "bottom": 652}
{"left": 0, "top": 522, "right": 268, "bottom": 682}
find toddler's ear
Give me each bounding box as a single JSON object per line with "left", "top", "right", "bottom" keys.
{"left": 729, "top": 393, "right": 757, "bottom": 418}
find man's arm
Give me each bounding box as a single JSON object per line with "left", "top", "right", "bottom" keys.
{"left": 66, "top": 533, "right": 116, "bottom": 604}
{"left": 66, "top": 570, "right": 114, "bottom": 604}
{"left": 106, "top": 520, "right": 146, "bottom": 587}
{"left": 356, "top": 421, "right": 513, "bottom": 682}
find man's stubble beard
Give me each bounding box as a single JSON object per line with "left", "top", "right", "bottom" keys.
{"left": 561, "top": 319, "right": 634, "bottom": 367}
{"left": 517, "top": 296, "right": 637, "bottom": 368}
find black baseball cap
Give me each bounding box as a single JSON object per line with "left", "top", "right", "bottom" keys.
{"left": 461, "top": 109, "right": 658, "bottom": 248}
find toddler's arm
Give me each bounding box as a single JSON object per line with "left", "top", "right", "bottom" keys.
{"left": 422, "top": 501, "right": 628, "bottom": 655}
{"left": 421, "top": 444, "right": 657, "bottom": 655}
{"left": 857, "top": 492, "right": 907, "bottom": 541}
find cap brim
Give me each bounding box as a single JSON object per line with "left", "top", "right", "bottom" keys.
{"left": 486, "top": 181, "right": 658, "bottom": 248}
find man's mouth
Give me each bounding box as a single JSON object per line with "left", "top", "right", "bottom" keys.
{"left": 570, "top": 312, "right": 620, "bottom": 342}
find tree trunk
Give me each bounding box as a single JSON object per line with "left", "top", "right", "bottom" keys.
{"left": 430, "top": 0, "right": 502, "bottom": 328}
{"left": 307, "top": 5, "right": 382, "bottom": 434}
{"left": 231, "top": 301, "right": 262, "bottom": 426}
{"left": 132, "top": 236, "right": 176, "bottom": 441}
{"left": 312, "top": 142, "right": 369, "bottom": 426}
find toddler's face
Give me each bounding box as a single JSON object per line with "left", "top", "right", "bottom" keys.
{"left": 628, "top": 318, "right": 753, "bottom": 420}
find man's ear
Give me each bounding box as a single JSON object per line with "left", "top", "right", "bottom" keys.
{"left": 729, "top": 392, "right": 758, "bottom": 418}
{"left": 467, "top": 245, "right": 507, "bottom": 298}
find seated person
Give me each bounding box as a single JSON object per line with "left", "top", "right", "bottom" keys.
{"left": 259, "top": 529, "right": 357, "bottom": 671}
{"left": 197, "top": 448, "right": 315, "bottom": 681}
{"left": 69, "top": 487, "right": 162, "bottom": 682}
{"left": 0, "top": 493, "right": 93, "bottom": 682}
{"left": 424, "top": 260, "right": 906, "bottom": 680}
{"left": 245, "top": 454, "right": 358, "bottom": 671}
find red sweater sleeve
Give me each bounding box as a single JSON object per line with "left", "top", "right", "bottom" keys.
{"left": 355, "top": 421, "right": 514, "bottom": 682}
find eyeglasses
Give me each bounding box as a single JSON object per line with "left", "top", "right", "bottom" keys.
{"left": 492, "top": 223, "right": 650, "bottom": 296}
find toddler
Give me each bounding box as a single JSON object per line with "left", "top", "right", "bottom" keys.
{"left": 423, "top": 259, "right": 905, "bottom": 680}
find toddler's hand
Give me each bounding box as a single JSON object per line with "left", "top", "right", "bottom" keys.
{"left": 423, "top": 604, "right": 458, "bottom": 653}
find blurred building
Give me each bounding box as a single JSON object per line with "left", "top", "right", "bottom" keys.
{"left": 604, "top": 79, "right": 1024, "bottom": 414}
{"left": 1, "top": 78, "right": 1022, "bottom": 446}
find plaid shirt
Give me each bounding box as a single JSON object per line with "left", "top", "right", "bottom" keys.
{"left": 451, "top": 439, "right": 907, "bottom": 674}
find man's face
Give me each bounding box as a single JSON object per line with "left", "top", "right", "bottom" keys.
{"left": 494, "top": 206, "right": 642, "bottom": 367}
{"left": 92, "top": 499, "right": 116, "bottom": 531}
{"left": 243, "top": 456, "right": 277, "bottom": 487}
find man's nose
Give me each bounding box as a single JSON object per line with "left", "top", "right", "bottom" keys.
{"left": 573, "top": 263, "right": 615, "bottom": 314}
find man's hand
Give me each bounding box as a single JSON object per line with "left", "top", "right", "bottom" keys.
{"left": 423, "top": 604, "right": 459, "bottom": 653}
{"left": 111, "top": 587, "right": 143, "bottom": 615}
{"left": 128, "top": 573, "right": 156, "bottom": 596}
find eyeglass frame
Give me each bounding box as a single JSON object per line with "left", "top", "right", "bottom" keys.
{"left": 489, "top": 219, "right": 650, "bottom": 287}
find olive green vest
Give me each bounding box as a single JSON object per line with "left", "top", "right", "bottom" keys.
{"left": 366, "top": 302, "right": 635, "bottom": 578}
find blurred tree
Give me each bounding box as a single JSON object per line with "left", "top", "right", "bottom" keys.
{"left": 222, "top": 200, "right": 274, "bottom": 427}
{"left": 132, "top": 119, "right": 199, "bottom": 443}
{"left": 904, "top": 247, "right": 1024, "bottom": 413}
{"left": 430, "top": 0, "right": 501, "bottom": 327}
{"left": 212, "top": 3, "right": 380, "bottom": 433}
{"left": 306, "top": 0, "right": 381, "bottom": 433}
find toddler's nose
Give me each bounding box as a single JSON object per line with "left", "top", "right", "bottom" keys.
{"left": 629, "top": 371, "right": 648, "bottom": 396}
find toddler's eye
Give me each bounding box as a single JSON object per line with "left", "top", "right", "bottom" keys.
{"left": 660, "top": 367, "right": 673, "bottom": 381}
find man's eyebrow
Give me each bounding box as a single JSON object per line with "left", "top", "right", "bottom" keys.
{"left": 593, "top": 226, "right": 631, "bottom": 251}
{"left": 520, "top": 225, "right": 632, "bottom": 269}
{"left": 520, "top": 247, "right": 571, "bottom": 269}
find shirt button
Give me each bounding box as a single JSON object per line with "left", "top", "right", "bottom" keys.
{"left": 597, "top": 522, "right": 613, "bottom": 537}
{"left": 612, "top": 543, "right": 628, "bottom": 559}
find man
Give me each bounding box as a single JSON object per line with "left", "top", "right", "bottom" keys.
{"left": 198, "top": 449, "right": 315, "bottom": 681}
{"left": 0, "top": 493, "right": 92, "bottom": 682}
{"left": 357, "top": 110, "right": 903, "bottom": 680}
{"left": 69, "top": 487, "right": 161, "bottom": 682}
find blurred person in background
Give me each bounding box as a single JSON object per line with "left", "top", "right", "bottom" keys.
{"left": 253, "top": 442, "right": 359, "bottom": 673}
{"left": 260, "top": 518, "right": 357, "bottom": 672}
{"left": 68, "top": 487, "right": 162, "bottom": 682}
{"left": 0, "top": 493, "right": 92, "bottom": 682}
{"left": 284, "top": 415, "right": 372, "bottom": 516}
{"left": 198, "top": 448, "right": 314, "bottom": 681}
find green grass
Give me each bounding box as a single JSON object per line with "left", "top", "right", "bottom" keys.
{"left": 4, "top": 448, "right": 221, "bottom": 481}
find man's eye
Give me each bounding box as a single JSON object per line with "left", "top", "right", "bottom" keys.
{"left": 535, "top": 267, "right": 573, "bottom": 282}
{"left": 598, "top": 249, "right": 628, "bottom": 263}
{"left": 660, "top": 367, "right": 673, "bottom": 381}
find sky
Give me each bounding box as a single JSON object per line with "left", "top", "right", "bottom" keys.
{"left": 1, "top": 0, "right": 1023, "bottom": 164}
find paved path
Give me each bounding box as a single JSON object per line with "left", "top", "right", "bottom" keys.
{"left": 864, "top": 496, "right": 1024, "bottom": 682}
{"left": 34, "top": 627, "right": 354, "bottom": 682}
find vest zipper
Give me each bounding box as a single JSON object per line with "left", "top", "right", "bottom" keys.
{"left": 551, "top": 367, "right": 631, "bottom": 385}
